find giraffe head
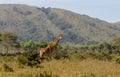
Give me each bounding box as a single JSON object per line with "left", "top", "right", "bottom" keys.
{"left": 59, "top": 34, "right": 63, "bottom": 40}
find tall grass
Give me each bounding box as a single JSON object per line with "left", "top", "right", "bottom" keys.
{"left": 0, "top": 56, "right": 120, "bottom": 77}
{"left": 0, "top": 42, "right": 120, "bottom": 77}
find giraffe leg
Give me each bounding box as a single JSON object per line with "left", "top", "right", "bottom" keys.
{"left": 39, "top": 48, "right": 46, "bottom": 62}
{"left": 47, "top": 47, "right": 51, "bottom": 58}
{"left": 48, "top": 49, "right": 51, "bottom": 58}
{"left": 39, "top": 49, "right": 43, "bottom": 58}
{"left": 50, "top": 48, "right": 54, "bottom": 59}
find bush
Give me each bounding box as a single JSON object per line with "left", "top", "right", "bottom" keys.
{"left": 65, "top": 52, "right": 86, "bottom": 60}
{"left": 87, "top": 52, "right": 111, "bottom": 60}
{"left": 113, "top": 56, "right": 120, "bottom": 64}
{"left": 39, "top": 71, "right": 59, "bottom": 77}
{"left": 17, "top": 55, "right": 28, "bottom": 66}
{"left": 17, "top": 71, "right": 59, "bottom": 77}
{"left": 53, "top": 51, "right": 68, "bottom": 60}
{"left": 82, "top": 73, "right": 96, "bottom": 77}
{"left": 2, "top": 55, "right": 14, "bottom": 62}
{"left": 17, "top": 51, "right": 40, "bottom": 67}
{"left": 1, "top": 63, "right": 14, "bottom": 72}
{"left": 93, "top": 52, "right": 106, "bottom": 60}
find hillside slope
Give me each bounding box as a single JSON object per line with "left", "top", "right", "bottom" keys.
{"left": 0, "top": 4, "right": 120, "bottom": 44}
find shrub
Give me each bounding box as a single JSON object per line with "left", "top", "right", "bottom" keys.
{"left": 17, "top": 71, "right": 59, "bottom": 77}
{"left": 17, "top": 51, "right": 40, "bottom": 67}
{"left": 82, "top": 73, "right": 96, "bottom": 77}
{"left": 113, "top": 56, "right": 120, "bottom": 64}
{"left": 1, "top": 63, "right": 14, "bottom": 72}
{"left": 2, "top": 55, "right": 14, "bottom": 62}
{"left": 88, "top": 52, "right": 108, "bottom": 60}
{"left": 17, "top": 55, "right": 28, "bottom": 66}
{"left": 94, "top": 52, "right": 106, "bottom": 60}
{"left": 66, "top": 52, "right": 86, "bottom": 60}
{"left": 39, "top": 71, "right": 59, "bottom": 77}
{"left": 52, "top": 50, "right": 68, "bottom": 60}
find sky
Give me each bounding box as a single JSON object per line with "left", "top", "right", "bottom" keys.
{"left": 0, "top": 0, "right": 120, "bottom": 23}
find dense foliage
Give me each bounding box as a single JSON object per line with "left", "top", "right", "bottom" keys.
{"left": 0, "top": 32, "right": 120, "bottom": 67}
{"left": 0, "top": 32, "right": 19, "bottom": 53}
{"left": 17, "top": 51, "right": 40, "bottom": 67}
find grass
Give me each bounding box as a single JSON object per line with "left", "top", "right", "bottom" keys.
{"left": 0, "top": 58, "right": 120, "bottom": 77}
{"left": 41, "top": 59, "right": 120, "bottom": 77}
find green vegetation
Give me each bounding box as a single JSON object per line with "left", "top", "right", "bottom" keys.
{"left": 17, "top": 51, "right": 40, "bottom": 67}
{"left": 0, "top": 32, "right": 19, "bottom": 53}
{"left": 20, "top": 40, "right": 48, "bottom": 52}
{"left": 0, "top": 33, "right": 120, "bottom": 77}
{"left": 1, "top": 63, "right": 14, "bottom": 72}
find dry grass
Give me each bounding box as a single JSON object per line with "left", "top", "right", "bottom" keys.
{"left": 0, "top": 59, "right": 120, "bottom": 77}
{"left": 41, "top": 59, "right": 120, "bottom": 77}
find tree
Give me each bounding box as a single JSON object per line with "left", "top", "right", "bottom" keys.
{"left": 36, "top": 41, "right": 48, "bottom": 48}
{"left": 0, "top": 34, "right": 2, "bottom": 43}
{"left": 113, "top": 37, "right": 120, "bottom": 45}
{"left": 20, "top": 40, "right": 37, "bottom": 52}
{"left": 20, "top": 41, "right": 48, "bottom": 52}
{"left": 0, "top": 32, "right": 18, "bottom": 53}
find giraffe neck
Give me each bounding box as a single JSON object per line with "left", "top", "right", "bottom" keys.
{"left": 48, "top": 36, "right": 61, "bottom": 48}
{"left": 54, "top": 37, "right": 61, "bottom": 44}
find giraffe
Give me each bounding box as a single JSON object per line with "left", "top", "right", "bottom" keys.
{"left": 39, "top": 46, "right": 49, "bottom": 58}
{"left": 39, "top": 34, "right": 63, "bottom": 58}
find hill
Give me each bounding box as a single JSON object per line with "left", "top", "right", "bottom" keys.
{"left": 0, "top": 4, "right": 120, "bottom": 44}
